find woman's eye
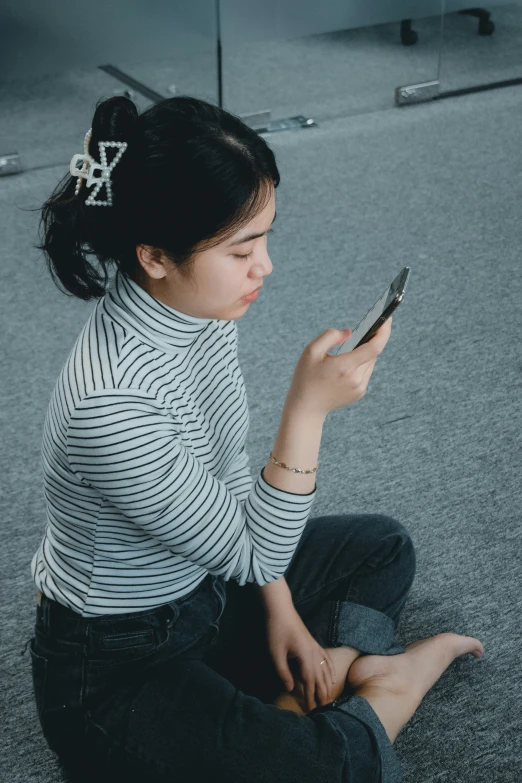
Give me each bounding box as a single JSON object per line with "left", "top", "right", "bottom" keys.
{"left": 234, "top": 229, "right": 274, "bottom": 260}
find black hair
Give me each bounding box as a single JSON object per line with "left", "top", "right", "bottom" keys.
{"left": 35, "top": 95, "right": 280, "bottom": 300}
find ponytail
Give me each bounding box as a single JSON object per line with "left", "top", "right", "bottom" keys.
{"left": 34, "top": 94, "right": 280, "bottom": 301}
{"left": 37, "top": 96, "right": 139, "bottom": 299}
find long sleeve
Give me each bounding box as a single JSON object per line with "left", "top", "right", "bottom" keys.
{"left": 223, "top": 443, "right": 254, "bottom": 501}
{"left": 33, "top": 270, "right": 319, "bottom": 616}
{"left": 66, "top": 388, "right": 317, "bottom": 587}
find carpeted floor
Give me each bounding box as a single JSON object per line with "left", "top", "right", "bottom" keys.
{"left": 1, "top": 33, "right": 521, "bottom": 783}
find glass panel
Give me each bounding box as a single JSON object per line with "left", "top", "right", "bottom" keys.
{"left": 0, "top": 1, "right": 218, "bottom": 172}
{"left": 439, "top": 0, "right": 522, "bottom": 92}
{"left": 220, "top": 0, "right": 444, "bottom": 124}
{"left": 107, "top": 1, "right": 219, "bottom": 109}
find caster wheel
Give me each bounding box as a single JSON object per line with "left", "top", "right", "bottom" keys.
{"left": 401, "top": 29, "right": 418, "bottom": 46}
{"left": 478, "top": 19, "right": 495, "bottom": 36}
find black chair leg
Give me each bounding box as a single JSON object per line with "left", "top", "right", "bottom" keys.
{"left": 458, "top": 8, "right": 495, "bottom": 35}
{"left": 400, "top": 8, "right": 495, "bottom": 45}
{"left": 400, "top": 19, "right": 418, "bottom": 46}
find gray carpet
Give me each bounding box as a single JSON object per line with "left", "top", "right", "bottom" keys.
{"left": 1, "top": 66, "right": 521, "bottom": 783}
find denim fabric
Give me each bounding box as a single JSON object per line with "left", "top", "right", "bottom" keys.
{"left": 29, "top": 513, "right": 416, "bottom": 783}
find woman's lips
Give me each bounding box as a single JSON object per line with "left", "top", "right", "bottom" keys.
{"left": 242, "top": 287, "right": 261, "bottom": 301}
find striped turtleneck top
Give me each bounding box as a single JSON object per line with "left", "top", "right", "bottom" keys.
{"left": 31, "top": 270, "right": 317, "bottom": 617}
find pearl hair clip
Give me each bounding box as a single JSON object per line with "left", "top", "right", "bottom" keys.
{"left": 69, "top": 128, "right": 128, "bottom": 206}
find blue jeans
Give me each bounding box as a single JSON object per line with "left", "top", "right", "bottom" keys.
{"left": 29, "top": 513, "right": 416, "bottom": 783}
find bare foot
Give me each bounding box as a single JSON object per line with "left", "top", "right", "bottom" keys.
{"left": 346, "top": 632, "right": 484, "bottom": 742}
{"left": 347, "top": 632, "right": 483, "bottom": 698}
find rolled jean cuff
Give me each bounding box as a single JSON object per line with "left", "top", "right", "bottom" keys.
{"left": 312, "top": 600, "right": 406, "bottom": 656}
{"left": 306, "top": 696, "right": 403, "bottom": 783}
{"left": 337, "top": 695, "right": 403, "bottom": 783}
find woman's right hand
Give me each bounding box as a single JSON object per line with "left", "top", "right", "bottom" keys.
{"left": 285, "top": 317, "right": 393, "bottom": 418}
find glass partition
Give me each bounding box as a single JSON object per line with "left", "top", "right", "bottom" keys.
{"left": 0, "top": 0, "right": 218, "bottom": 175}
{"left": 438, "top": 0, "right": 522, "bottom": 93}
{"left": 219, "top": 0, "right": 445, "bottom": 128}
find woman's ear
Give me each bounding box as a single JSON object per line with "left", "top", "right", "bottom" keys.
{"left": 136, "top": 244, "right": 167, "bottom": 280}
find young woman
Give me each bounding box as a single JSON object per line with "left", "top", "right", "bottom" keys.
{"left": 29, "top": 94, "right": 484, "bottom": 783}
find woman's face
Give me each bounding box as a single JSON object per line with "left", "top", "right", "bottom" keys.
{"left": 135, "top": 188, "right": 276, "bottom": 320}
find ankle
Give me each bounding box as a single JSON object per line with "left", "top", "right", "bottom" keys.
{"left": 325, "top": 645, "right": 362, "bottom": 691}
{"left": 336, "top": 644, "right": 362, "bottom": 668}
{"left": 354, "top": 683, "right": 415, "bottom": 744}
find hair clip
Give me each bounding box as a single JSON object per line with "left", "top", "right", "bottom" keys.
{"left": 69, "top": 128, "right": 128, "bottom": 206}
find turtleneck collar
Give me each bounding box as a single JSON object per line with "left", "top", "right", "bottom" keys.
{"left": 102, "top": 269, "right": 215, "bottom": 355}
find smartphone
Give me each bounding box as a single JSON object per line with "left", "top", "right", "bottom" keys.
{"left": 328, "top": 267, "right": 410, "bottom": 356}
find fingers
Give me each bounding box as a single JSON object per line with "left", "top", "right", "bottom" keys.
{"left": 361, "top": 356, "right": 377, "bottom": 389}
{"left": 281, "top": 657, "right": 296, "bottom": 691}
{"left": 348, "top": 355, "right": 376, "bottom": 398}
{"left": 321, "top": 650, "right": 337, "bottom": 703}
{"left": 313, "top": 664, "right": 329, "bottom": 709}
{"left": 350, "top": 316, "right": 392, "bottom": 366}
{"left": 300, "top": 651, "right": 340, "bottom": 712}
{"left": 314, "top": 650, "right": 337, "bottom": 708}
{"left": 304, "top": 665, "right": 316, "bottom": 713}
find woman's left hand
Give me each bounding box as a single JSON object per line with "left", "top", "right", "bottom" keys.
{"left": 265, "top": 605, "right": 337, "bottom": 713}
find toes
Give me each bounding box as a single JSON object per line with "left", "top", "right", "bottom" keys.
{"left": 445, "top": 633, "right": 484, "bottom": 659}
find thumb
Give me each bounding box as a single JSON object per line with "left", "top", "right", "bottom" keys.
{"left": 313, "top": 328, "right": 352, "bottom": 352}
{"left": 307, "top": 328, "right": 352, "bottom": 359}
{"left": 331, "top": 327, "right": 352, "bottom": 347}
{"left": 336, "top": 328, "right": 352, "bottom": 344}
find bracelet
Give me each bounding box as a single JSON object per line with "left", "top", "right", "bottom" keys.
{"left": 269, "top": 451, "right": 318, "bottom": 474}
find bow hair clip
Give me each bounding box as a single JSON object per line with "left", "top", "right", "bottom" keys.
{"left": 69, "top": 128, "right": 128, "bottom": 207}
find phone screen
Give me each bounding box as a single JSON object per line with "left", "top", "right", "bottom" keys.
{"left": 329, "top": 266, "right": 410, "bottom": 356}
